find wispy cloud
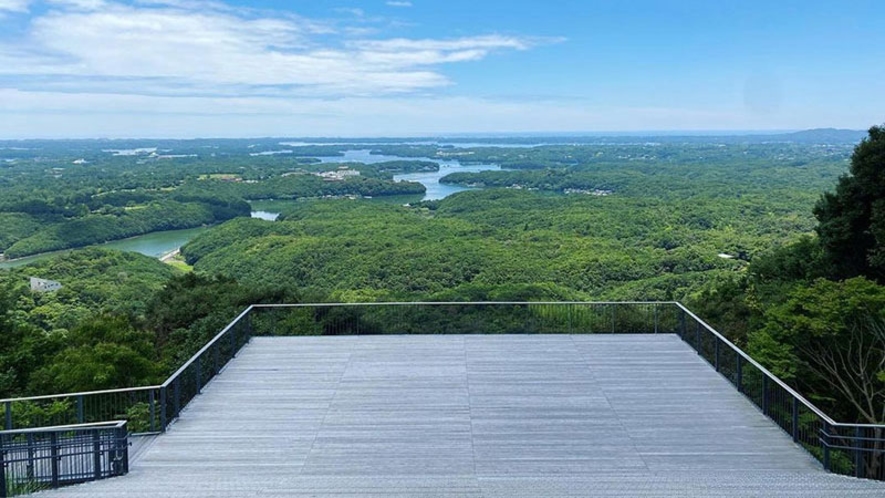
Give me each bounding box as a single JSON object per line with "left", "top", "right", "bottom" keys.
{"left": 0, "top": 1, "right": 548, "bottom": 97}
{"left": 0, "top": 0, "right": 31, "bottom": 12}
{"left": 386, "top": 1, "right": 412, "bottom": 7}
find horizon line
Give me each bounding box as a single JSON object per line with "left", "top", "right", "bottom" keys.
{"left": 0, "top": 128, "right": 867, "bottom": 142}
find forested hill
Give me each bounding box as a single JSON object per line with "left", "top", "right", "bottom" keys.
{"left": 181, "top": 136, "right": 850, "bottom": 301}
{"left": 2, "top": 127, "right": 885, "bottom": 428}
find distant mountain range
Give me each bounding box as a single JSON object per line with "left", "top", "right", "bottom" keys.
{"left": 770, "top": 128, "right": 868, "bottom": 144}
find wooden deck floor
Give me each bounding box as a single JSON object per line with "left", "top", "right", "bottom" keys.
{"left": 39, "top": 335, "right": 885, "bottom": 497}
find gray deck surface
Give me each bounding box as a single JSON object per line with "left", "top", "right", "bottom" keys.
{"left": 39, "top": 335, "right": 885, "bottom": 497}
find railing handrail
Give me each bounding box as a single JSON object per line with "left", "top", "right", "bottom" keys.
{"left": 160, "top": 305, "right": 254, "bottom": 389}
{"left": 3, "top": 301, "right": 883, "bottom": 433}
{"left": 252, "top": 301, "right": 676, "bottom": 308}
{"left": 0, "top": 386, "right": 160, "bottom": 405}
{"left": 1, "top": 301, "right": 664, "bottom": 403}
{"left": 672, "top": 303, "right": 840, "bottom": 426}
{"left": 0, "top": 420, "right": 127, "bottom": 436}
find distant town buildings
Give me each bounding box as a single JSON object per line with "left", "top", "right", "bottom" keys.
{"left": 314, "top": 167, "right": 360, "bottom": 181}
{"left": 30, "top": 277, "right": 62, "bottom": 293}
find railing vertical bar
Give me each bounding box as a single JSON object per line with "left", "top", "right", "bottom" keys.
{"left": 762, "top": 376, "right": 770, "bottom": 416}
{"left": 611, "top": 304, "right": 615, "bottom": 334}
{"left": 714, "top": 338, "right": 720, "bottom": 372}
{"left": 26, "top": 433, "right": 35, "bottom": 480}
{"left": 792, "top": 397, "right": 799, "bottom": 443}
{"left": 0, "top": 444, "right": 6, "bottom": 498}
{"left": 823, "top": 423, "right": 832, "bottom": 472}
{"left": 195, "top": 357, "right": 202, "bottom": 395}
{"left": 653, "top": 304, "right": 659, "bottom": 334}
{"left": 159, "top": 387, "right": 167, "bottom": 432}
{"left": 93, "top": 429, "right": 102, "bottom": 479}
{"left": 736, "top": 352, "right": 743, "bottom": 393}
{"left": 50, "top": 431, "right": 59, "bottom": 488}
{"left": 173, "top": 378, "right": 181, "bottom": 418}
{"left": 4, "top": 401, "right": 10, "bottom": 430}
{"left": 148, "top": 389, "right": 156, "bottom": 433}
{"left": 77, "top": 394, "right": 84, "bottom": 424}
{"left": 855, "top": 426, "right": 863, "bottom": 478}
{"left": 214, "top": 343, "right": 220, "bottom": 376}
{"left": 679, "top": 308, "right": 686, "bottom": 339}
{"left": 120, "top": 425, "right": 129, "bottom": 475}
{"left": 231, "top": 320, "right": 237, "bottom": 356}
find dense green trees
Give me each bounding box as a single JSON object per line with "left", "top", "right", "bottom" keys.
{"left": 748, "top": 278, "right": 885, "bottom": 423}
{"left": 0, "top": 249, "right": 175, "bottom": 397}
{"left": 814, "top": 125, "right": 885, "bottom": 282}
{"left": 693, "top": 125, "right": 885, "bottom": 424}
{"left": 28, "top": 315, "right": 160, "bottom": 393}
{"left": 0, "top": 250, "right": 296, "bottom": 398}
{"left": 3, "top": 132, "right": 883, "bottom": 429}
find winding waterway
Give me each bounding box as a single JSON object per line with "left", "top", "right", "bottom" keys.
{"left": 0, "top": 227, "right": 208, "bottom": 269}
{"left": 2, "top": 149, "right": 500, "bottom": 268}
{"left": 314, "top": 149, "right": 502, "bottom": 201}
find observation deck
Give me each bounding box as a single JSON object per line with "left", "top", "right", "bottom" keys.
{"left": 4, "top": 303, "right": 885, "bottom": 497}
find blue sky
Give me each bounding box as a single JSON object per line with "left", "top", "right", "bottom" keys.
{"left": 0, "top": 0, "right": 882, "bottom": 138}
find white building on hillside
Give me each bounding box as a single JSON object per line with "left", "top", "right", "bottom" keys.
{"left": 30, "top": 277, "right": 62, "bottom": 293}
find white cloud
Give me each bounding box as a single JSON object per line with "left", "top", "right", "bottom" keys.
{"left": 0, "top": 0, "right": 31, "bottom": 12}
{"left": 2, "top": 87, "right": 863, "bottom": 139}
{"left": 0, "top": 1, "right": 542, "bottom": 97}
{"left": 386, "top": 1, "right": 412, "bottom": 7}
{"left": 0, "top": 1, "right": 577, "bottom": 137}
{"left": 47, "top": 0, "right": 107, "bottom": 10}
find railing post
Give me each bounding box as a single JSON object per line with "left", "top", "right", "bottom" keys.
{"left": 214, "top": 343, "right": 221, "bottom": 375}
{"left": 695, "top": 321, "right": 701, "bottom": 354}
{"left": 148, "top": 389, "right": 156, "bottom": 433}
{"left": 173, "top": 378, "right": 181, "bottom": 418}
{"left": 762, "top": 376, "right": 770, "bottom": 416}
{"left": 26, "top": 433, "right": 34, "bottom": 480}
{"left": 50, "top": 431, "right": 59, "bottom": 488}
{"left": 791, "top": 397, "right": 800, "bottom": 443}
{"left": 855, "top": 425, "right": 863, "bottom": 478}
{"left": 121, "top": 426, "right": 129, "bottom": 475}
{"left": 195, "top": 357, "right": 202, "bottom": 395}
{"left": 231, "top": 324, "right": 237, "bottom": 357}
{"left": 714, "top": 339, "right": 720, "bottom": 372}
{"left": 113, "top": 425, "right": 129, "bottom": 476}
{"left": 610, "top": 304, "right": 616, "bottom": 333}
{"left": 653, "top": 305, "right": 659, "bottom": 334}
{"left": 823, "top": 423, "right": 832, "bottom": 472}
{"left": 159, "top": 387, "right": 167, "bottom": 432}
{"left": 4, "top": 401, "right": 11, "bottom": 430}
{"left": 77, "top": 394, "right": 84, "bottom": 424}
{"left": 93, "top": 429, "right": 102, "bottom": 479}
{"left": 679, "top": 309, "right": 686, "bottom": 339}
{"left": 0, "top": 446, "right": 7, "bottom": 498}
{"left": 736, "top": 353, "right": 743, "bottom": 393}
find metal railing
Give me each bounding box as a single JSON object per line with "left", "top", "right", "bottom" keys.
{"left": 0, "top": 421, "right": 128, "bottom": 497}
{"left": 0, "top": 302, "right": 883, "bottom": 482}
{"left": 675, "top": 303, "right": 885, "bottom": 481}
{"left": 248, "top": 302, "right": 678, "bottom": 336}
{"left": 1, "top": 306, "right": 254, "bottom": 436}
{"left": 1, "top": 302, "right": 671, "bottom": 435}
